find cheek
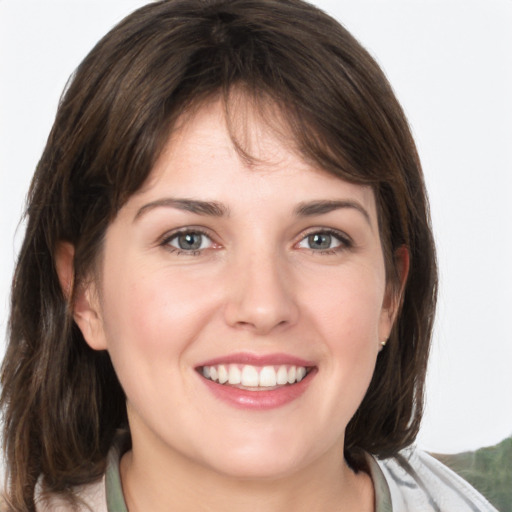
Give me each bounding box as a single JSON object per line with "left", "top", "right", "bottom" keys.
{"left": 295, "top": 270, "right": 384, "bottom": 438}
{"left": 303, "top": 265, "right": 385, "bottom": 397}
{"left": 97, "top": 266, "right": 207, "bottom": 409}
{"left": 303, "top": 265, "right": 386, "bottom": 342}
{"left": 99, "top": 260, "right": 221, "bottom": 358}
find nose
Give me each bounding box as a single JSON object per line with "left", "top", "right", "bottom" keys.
{"left": 223, "top": 250, "right": 299, "bottom": 335}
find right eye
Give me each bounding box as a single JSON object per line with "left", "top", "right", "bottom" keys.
{"left": 163, "top": 230, "right": 214, "bottom": 254}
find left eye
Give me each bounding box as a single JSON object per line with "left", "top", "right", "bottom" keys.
{"left": 297, "top": 231, "right": 345, "bottom": 251}
{"left": 166, "top": 231, "right": 212, "bottom": 251}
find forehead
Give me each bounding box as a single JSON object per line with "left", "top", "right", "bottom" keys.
{"left": 134, "top": 96, "right": 377, "bottom": 218}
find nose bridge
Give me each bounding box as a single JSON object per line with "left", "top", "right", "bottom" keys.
{"left": 224, "top": 242, "right": 299, "bottom": 334}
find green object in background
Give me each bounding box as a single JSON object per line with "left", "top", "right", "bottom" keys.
{"left": 432, "top": 436, "right": 512, "bottom": 512}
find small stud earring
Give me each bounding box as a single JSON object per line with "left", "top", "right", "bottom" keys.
{"left": 380, "top": 340, "right": 387, "bottom": 348}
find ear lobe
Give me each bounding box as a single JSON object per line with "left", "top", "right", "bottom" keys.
{"left": 379, "top": 246, "right": 410, "bottom": 342}
{"left": 55, "top": 241, "right": 108, "bottom": 351}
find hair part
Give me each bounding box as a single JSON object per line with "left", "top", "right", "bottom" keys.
{"left": 1, "top": 0, "right": 437, "bottom": 509}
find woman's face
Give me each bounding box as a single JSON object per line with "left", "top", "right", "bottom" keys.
{"left": 78, "top": 98, "right": 398, "bottom": 479}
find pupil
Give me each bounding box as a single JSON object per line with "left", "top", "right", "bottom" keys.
{"left": 178, "top": 233, "right": 202, "bottom": 250}
{"left": 309, "top": 233, "right": 331, "bottom": 249}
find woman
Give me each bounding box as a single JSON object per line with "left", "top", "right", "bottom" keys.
{"left": 0, "top": 0, "right": 497, "bottom": 510}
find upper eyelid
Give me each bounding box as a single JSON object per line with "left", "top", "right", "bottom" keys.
{"left": 296, "top": 227, "right": 353, "bottom": 244}
{"left": 159, "top": 226, "right": 215, "bottom": 243}
{"left": 156, "top": 226, "right": 353, "bottom": 248}
{"left": 159, "top": 228, "right": 217, "bottom": 255}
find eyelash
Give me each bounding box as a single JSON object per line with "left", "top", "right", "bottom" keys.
{"left": 159, "top": 227, "right": 352, "bottom": 256}
{"left": 296, "top": 228, "right": 353, "bottom": 255}
{"left": 160, "top": 228, "right": 215, "bottom": 256}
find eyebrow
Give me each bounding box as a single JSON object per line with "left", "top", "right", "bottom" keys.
{"left": 134, "top": 198, "right": 229, "bottom": 221}
{"left": 294, "top": 200, "right": 372, "bottom": 225}
{"left": 133, "top": 197, "right": 371, "bottom": 226}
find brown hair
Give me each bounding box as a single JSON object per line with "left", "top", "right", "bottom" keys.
{"left": 1, "top": 0, "right": 437, "bottom": 509}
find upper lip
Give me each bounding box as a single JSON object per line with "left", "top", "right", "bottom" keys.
{"left": 196, "top": 352, "right": 315, "bottom": 368}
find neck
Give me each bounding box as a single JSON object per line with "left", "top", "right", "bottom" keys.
{"left": 120, "top": 434, "right": 374, "bottom": 512}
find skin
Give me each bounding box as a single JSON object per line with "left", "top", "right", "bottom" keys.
{"left": 64, "top": 97, "right": 406, "bottom": 512}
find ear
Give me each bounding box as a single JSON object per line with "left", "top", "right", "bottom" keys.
{"left": 378, "top": 246, "right": 410, "bottom": 344}
{"left": 55, "top": 241, "right": 108, "bottom": 351}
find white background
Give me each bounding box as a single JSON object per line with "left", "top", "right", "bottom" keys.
{"left": 1, "top": 0, "right": 511, "bottom": 454}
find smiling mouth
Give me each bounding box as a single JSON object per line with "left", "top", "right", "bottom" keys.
{"left": 199, "top": 364, "right": 312, "bottom": 390}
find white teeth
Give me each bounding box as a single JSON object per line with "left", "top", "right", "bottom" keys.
{"left": 228, "top": 364, "right": 241, "bottom": 384}
{"left": 201, "top": 363, "right": 309, "bottom": 387}
{"left": 276, "top": 365, "right": 288, "bottom": 385}
{"left": 241, "top": 365, "right": 259, "bottom": 387}
{"left": 218, "top": 364, "right": 228, "bottom": 384}
{"left": 259, "top": 366, "right": 277, "bottom": 387}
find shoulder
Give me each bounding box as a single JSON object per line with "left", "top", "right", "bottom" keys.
{"left": 34, "top": 475, "right": 107, "bottom": 512}
{"left": 370, "top": 446, "right": 498, "bottom": 512}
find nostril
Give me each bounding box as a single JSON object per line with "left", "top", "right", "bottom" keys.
{"left": 222, "top": 264, "right": 300, "bottom": 333}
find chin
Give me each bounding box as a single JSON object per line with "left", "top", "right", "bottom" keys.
{"left": 192, "top": 431, "right": 323, "bottom": 481}
{"left": 206, "top": 454, "right": 306, "bottom": 481}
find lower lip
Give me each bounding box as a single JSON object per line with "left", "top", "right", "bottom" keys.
{"left": 199, "top": 370, "right": 316, "bottom": 410}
